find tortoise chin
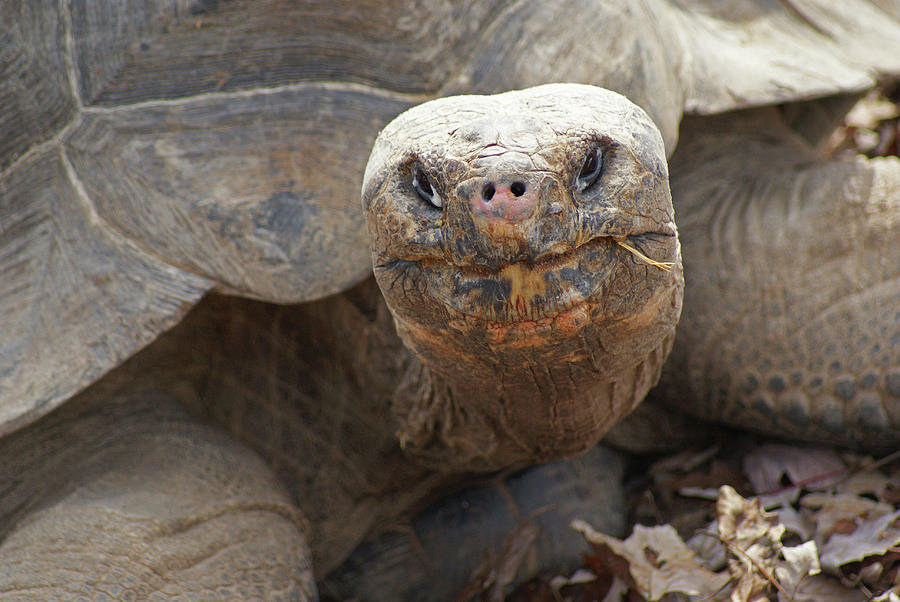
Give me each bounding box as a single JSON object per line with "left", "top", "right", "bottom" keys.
{"left": 375, "top": 228, "right": 680, "bottom": 383}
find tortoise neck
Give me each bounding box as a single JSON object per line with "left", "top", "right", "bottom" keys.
{"left": 390, "top": 329, "right": 677, "bottom": 472}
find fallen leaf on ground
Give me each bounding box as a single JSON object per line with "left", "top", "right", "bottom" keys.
{"left": 819, "top": 510, "right": 900, "bottom": 574}
{"left": 743, "top": 444, "right": 845, "bottom": 498}
{"left": 775, "top": 541, "right": 820, "bottom": 597}
{"left": 774, "top": 505, "right": 814, "bottom": 542}
{"left": 717, "top": 485, "right": 784, "bottom": 602}
{"left": 548, "top": 567, "right": 596, "bottom": 594}
{"left": 687, "top": 519, "right": 727, "bottom": 571}
{"left": 572, "top": 519, "right": 730, "bottom": 601}
{"left": 778, "top": 573, "right": 869, "bottom": 602}
{"left": 845, "top": 90, "right": 900, "bottom": 128}
{"left": 599, "top": 577, "right": 629, "bottom": 602}
{"left": 800, "top": 493, "right": 895, "bottom": 545}
{"left": 836, "top": 470, "right": 893, "bottom": 501}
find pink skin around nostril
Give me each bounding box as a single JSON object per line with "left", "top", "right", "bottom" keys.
{"left": 470, "top": 184, "right": 539, "bottom": 223}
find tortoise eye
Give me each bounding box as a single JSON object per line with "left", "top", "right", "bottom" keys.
{"left": 412, "top": 165, "right": 442, "bottom": 208}
{"left": 575, "top": 146, "right": 603, "bottom": 192}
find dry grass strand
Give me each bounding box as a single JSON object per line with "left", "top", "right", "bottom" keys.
{"left": 616, "top": 240, "right": 675, "bottom": 271}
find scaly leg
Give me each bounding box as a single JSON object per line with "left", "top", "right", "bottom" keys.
{"left": 0, "top": 374, "right": 315, "bottom": 600}
{"left": 658, "top": 106, "right": 900, "bottom": 449}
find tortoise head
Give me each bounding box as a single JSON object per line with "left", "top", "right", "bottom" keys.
{"left": 363, "top": 84, "right": 683, "bottom": 469}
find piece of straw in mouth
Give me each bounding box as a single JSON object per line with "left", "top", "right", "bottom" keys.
{"left": 616, "top": 240, "right": 675, "bottom": 272}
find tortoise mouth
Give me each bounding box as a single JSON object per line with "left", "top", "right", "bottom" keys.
{"left": 377, "top": 232, "right": 674, "bottom": 326}
{"left": 438, "top": 236, "right": 614, "bottom": 324}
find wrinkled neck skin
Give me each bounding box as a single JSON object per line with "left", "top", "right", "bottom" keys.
{"left": 364, "top": 84, "right": 684, "bottom": 472}
{"left": 389, "top": 280, "right": 681, "bottom": 472}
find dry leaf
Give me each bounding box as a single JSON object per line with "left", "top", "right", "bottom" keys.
{"left": 836, "top": 471, "right": 893, "bottom": 501}
{"left": 716, "top": 485, "right": 784, "bottom": 602}
{"left": 678, "top": 486, "right": 720, "bottom": 500}
{"left": 801, "top": 492, "right": 895, "bottom": 544}
{"left": 845, "top": 91, "right": 900, "bottom": 129}
{"left": 778, "top": 573, "right": 869, "bottom": 602}
{"left": 687, "top": 520, "right": 727, "bottom": 572}
{"left": 743, "top": 444, "right": 845, "bottom": 497}
{"left": 775, "top": 541, "right": 820, "bottom": 600}
{"left": 775, "top": 505, "right": 814, "bottom": 541}
{"left": 820, "top": 510, "right": 900, "bottom": 574}
{"left": 548, "top": 568, "right": 597, "bottom": 594}
{"left": 573, "top": 520, "right": 730, "bottom": 601}
{"left": 599, "top": 577, "right": 629, "bottom": 602}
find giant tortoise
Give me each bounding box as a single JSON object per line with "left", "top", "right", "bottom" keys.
{"left": 2, "top": 1, "right": 900, "bottom": 600}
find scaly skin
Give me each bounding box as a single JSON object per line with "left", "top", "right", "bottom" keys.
{"left": 655, "top": 107, "right": 900, "bottom": 450}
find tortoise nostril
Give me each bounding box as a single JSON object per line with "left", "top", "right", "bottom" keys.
{"left": 482, "top": 183, "right": 496, "bottom": 201}
{"left": 510, "top": 181, "right": 526, "bottom": 197}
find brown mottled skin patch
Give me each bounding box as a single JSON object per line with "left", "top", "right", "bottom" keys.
{"left": 484, "top": 301, "right": 591, "bottom": 347}
{"left": 363, "top": 84, "right": 684, "bottom": 471}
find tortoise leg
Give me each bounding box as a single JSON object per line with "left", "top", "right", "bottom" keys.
{"left": 0, "top": 376, "right": 314, "bottom": 600}
{"left": 320, "top": 445, "right": 626, "bottom": 602}
{"left": 659, "top": 106, "right": 900, "bottom": 449}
